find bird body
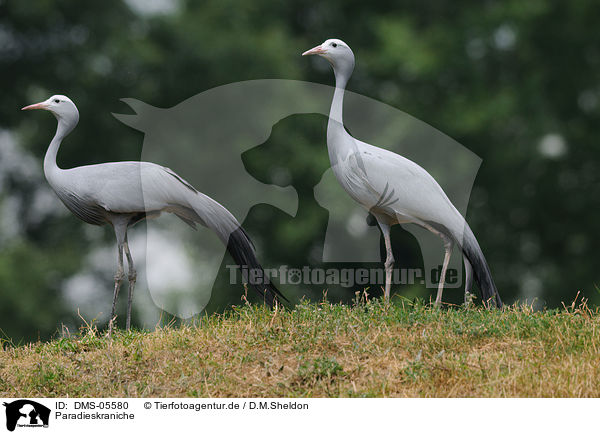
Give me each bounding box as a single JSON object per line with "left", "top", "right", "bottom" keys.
{"left": 304, "top": 39, "right": 502, "bottom": 307}
{"left": 330, "top": 135, "right": 463, "bottom": 230}
{"left": 24, "top": 95, "right": 284, "bottom": 334}
{"left": 46, "top": 160, "right": 232, "bottom": 232}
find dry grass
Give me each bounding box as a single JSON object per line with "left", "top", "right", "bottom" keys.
{"left": 1, "top": 295, "right": 599, "bottom": 397}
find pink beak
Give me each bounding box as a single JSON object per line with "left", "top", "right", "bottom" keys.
{"left": 21, "top": 102, "right": 48, "bottom": 111}
{"left": 302, "top": 44, "right": 326, "bottom": 56}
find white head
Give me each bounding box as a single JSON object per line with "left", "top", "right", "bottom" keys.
{"left": 302, "top": 38, "right": 355, "bottom": 78}
{"left": 18, "top": 404, "right": 35, "bottom": 421}
{"left": 22, "top": 95, "right": 79, "bottom": 128}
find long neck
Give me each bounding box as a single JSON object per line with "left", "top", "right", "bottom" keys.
{"left": 327, "top": 65, "right": 354, "bottom": 166}
{"left": 44, "top": 119, "right": 72, "bottom": 178}
{"left": 328, "top": 68, "right": 349, "bottom": 131}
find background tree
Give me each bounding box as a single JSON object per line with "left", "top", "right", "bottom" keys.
{"left": 1, "top": 0, "right": 599, "bottom": 343}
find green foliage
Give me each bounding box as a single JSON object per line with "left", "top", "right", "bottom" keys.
{"left": 298, "top": 356, "right": 345, "bottom": 382}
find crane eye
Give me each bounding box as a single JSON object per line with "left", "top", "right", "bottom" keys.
{"left": 53, "top": 99, "right": 60, "bottom": 103}
{"left": 331, "top": 42, "right": 338, "bottom": 48}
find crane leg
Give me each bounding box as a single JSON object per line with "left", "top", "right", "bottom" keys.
{"left": 435, "top": 238, "right": 453, "bottom": 307}
{"left": 109, "top": 221, "right": 128, "bottom": 337}
{"left": 109, "top": 242, "right": 124, "bottom": 337}
{"left": 123, "top": 234, "right": 136, "bottom": 331}
{"left": 379, "top": 222, "right": 394, "bottom": 302}
{"left": 463, "top": 255, "right": 473, "bottom": 306}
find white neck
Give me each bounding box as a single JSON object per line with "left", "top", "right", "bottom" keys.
{"left": 44, "top": 119, "right": 73, "bottom": 179}
{"left": 328, "top": 69, "right": 349, "bottom": 127}
{"left": 327, "top": 63, "right": 354, "bottom": 164}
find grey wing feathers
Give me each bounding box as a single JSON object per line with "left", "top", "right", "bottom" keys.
{"left": 55, "top": 189, "right": 107, "bottom": 225}
{"left": 349, "top": 143, "right": 501, "bottom": 307}
{"left": 56, "top": 161, "right": 286, "bottom": 305}
{"left": 163, "top": 167, "right": 198, "bottom": 194}
{"left": 348, "top": 145, "right": 462, "bottom": 230}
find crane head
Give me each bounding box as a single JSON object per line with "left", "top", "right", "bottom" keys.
{"left": 302, "top": 38, "right": 355, "bottom": 75}
{"left": 22, "top": 95, "right": 79, "bottom": 126}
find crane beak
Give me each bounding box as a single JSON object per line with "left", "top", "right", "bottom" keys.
{"left": 302, "top": 44, "right": 326, "bottom": 56}
{"left": 21, "top": 102, "right": 48, "bottom": 111}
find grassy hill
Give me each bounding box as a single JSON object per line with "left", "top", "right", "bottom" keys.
{"left": 1, "top": 295, "right": 599, "bottom": 397}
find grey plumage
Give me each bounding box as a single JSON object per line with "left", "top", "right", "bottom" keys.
{"left": 23, "top": 95, "right": 285, "bottom": 334}
{"left": 304, "top": 39, "right": 502, "bottom": 307}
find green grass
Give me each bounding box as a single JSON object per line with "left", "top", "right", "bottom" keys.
{"left": 1, "top": 295, "right": 599, "bottom": 397}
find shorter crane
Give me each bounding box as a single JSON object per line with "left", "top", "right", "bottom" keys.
{"left": 23, "top": 95, "right": 286, "bottom": 334}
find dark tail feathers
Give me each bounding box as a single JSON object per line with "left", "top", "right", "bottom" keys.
{"left": 226, "top": 227, "right": 288, "bottom": 306}
{"left": 460, "top": 225, "right": 503, "bottom": 308}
